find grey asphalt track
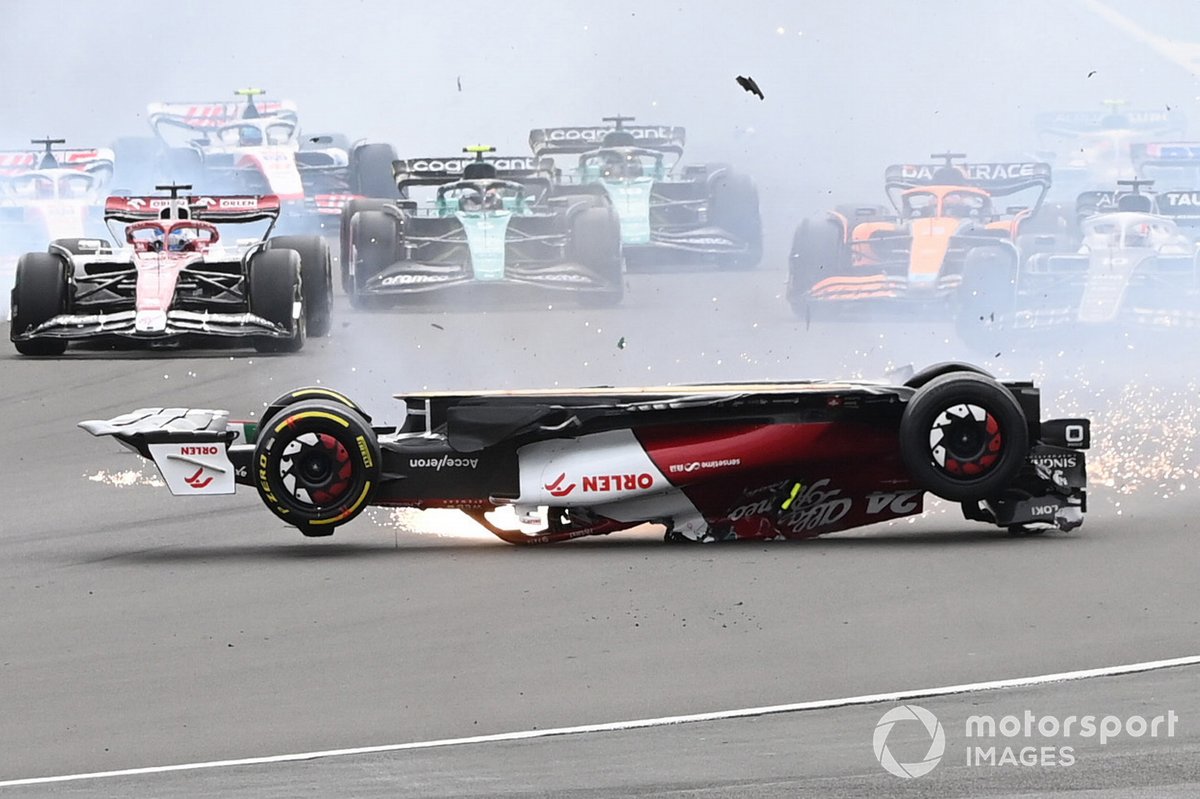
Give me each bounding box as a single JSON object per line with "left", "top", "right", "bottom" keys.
{"left": 3, "top": 257, "right": 1200, "bottom": 795}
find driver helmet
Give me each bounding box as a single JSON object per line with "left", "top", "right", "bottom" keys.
{"left": 458, "top": 189, "right": 484, "bottom": 213}
{"left": 482, "top": 187, "right": 505, "bottom": 211}
{"left": 169, "top": 227, "right": 196, "bottom": 252}
{"left": 238, "top": 125, "right": 263, "bottom": 146}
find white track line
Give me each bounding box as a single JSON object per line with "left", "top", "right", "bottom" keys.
{"left": 1079, "top": 0, "right": 1200, "bottom": 77}
{"left": 4, "top": 654, "right": 1199, "bottom": 788}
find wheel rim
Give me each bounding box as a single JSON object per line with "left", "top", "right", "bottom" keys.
{"left": 928, "top": 402, "right": 1003, "bottom": 477}
{"left": 279, "top": 432, "right": 353, "bottom": 506}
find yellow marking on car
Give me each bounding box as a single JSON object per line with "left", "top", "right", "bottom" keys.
{"left": 290, "top": 388, "right": 354, "bottom": 406}
{"left": 274, "top": 411, "right": 349, "bottom": 433}
{"left": 781, "top": 482, "right": 804, "bottom": 510}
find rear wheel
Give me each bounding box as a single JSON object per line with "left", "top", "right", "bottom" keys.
{"left": 11, "top": 253, "right": 69, "bottom": 356}
{"left": 899, "top": 373, "right": 1029, "bottom": 502}
{"left": 709, "top": 172, "right": 762, "bottom": 270}
{"left": 904, "top": 362, "right": 993, "bottom": 389}
{"left": 248, "top": 249, "right": 305, "bottom": 353}
{"left": 350, "top": 143, "right": 400, "bottom": 199}
{"left": 253, "top": 399, "right": 381, "bottom": 536}
{"left": 571, "top": 206, "right": 624, "bottom": 307}
{"left": 260, "top": 386, "right": 371, "bottom": 431}
{"left": 787, "top": 217, "right": 846, "bottom": 317}
{"left": 348, "top": 210, "right": 399, "bottom": 309}
{"left": 269, "top": 236, "right": 333, "bottom": 337}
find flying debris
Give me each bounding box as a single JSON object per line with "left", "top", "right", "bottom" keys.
{"left": 736, "top": 75, "right": 764, "bottom": 100}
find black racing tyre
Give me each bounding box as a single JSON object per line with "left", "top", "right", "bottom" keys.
{"left": 49, "top": 237, "right": 111, "bottom": 256}
{"left": 709, "top": 172, "right": 762, "bottom": 270}
{"left": 11, "top": 253, "right": 70, "bottom": 356}
{"left": 269, "top": 236, "right": 333, "bottom": 337}
{"left": 899, "top": 373, "right": 1029, "bottom": 503}
{"left": 350, "top": 142, "right": 400, "bottom": 199}
{"left": 339, "top": 198, "right": 393, "bottom": 288}
{"left": 248, "top": 249, "right": 305, "bottom": 353}
{"left": 571, "top": 206, "right": 624, "bottom": 307}
{"left": 955, "top": 246, "right": 1018, "bottom": 354}
{"left": 904, "top": 362, "right": 993, "bottom": 389}
{"left": 787, "top": 217, "right": 846, "bottom": 317}
{"left": 348, "top": 210, "right": 399, "bottom": 309}
{"left": 259, "top": 386, "right": 371, "bottom": 431}
{"left": 252, "top": 399, "right": 381, "bottom": 536}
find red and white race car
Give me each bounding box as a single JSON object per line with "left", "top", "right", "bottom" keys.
{"left": 80, "top": 365, "right": 1090, "bottom": 543}
{"left": 9, "top": 185, "right": 332, "bottom": 356}
{"left": 117, "top": 89, "right": 398, "bottom": 234}
{"left": 0, "top": 138, "right": 114, "bottom": 254}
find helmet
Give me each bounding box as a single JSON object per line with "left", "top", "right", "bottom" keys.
{"left": 238, "top": 125, "right": 263, "bottom": 146}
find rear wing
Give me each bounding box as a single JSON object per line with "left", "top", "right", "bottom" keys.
{"left": 1075, "top": 190, "right": 1120, "bottom": 219}
{"left": 147, "top": 99, "right": 298, "bottom": 130}
{"left": 885, "top": 162, "right": 1052, "bottom": 195}
{"left": 1132, "top": 142, "right": 1200, "bottom": 173}
{"left": 391, "top": 155, "right": 547, "bottom": 189}
{"left": 103, "top": 194, "right": 281, "bottom": 223}
{"left": 0, "top": 147, "right": 115, "bottom": 176}
{"left": 1157, "top": 191, "right": 1200, "bottom": 221}
{"left": 1036, "top": 109, "right": 1186, "bottom": 136}
{"left": 529, "top": 126, "right": 686, "bottom": 157}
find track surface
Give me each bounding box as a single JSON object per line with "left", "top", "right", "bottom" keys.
{"left": 4, "top": 260, "right": 1200, "bottom": 794}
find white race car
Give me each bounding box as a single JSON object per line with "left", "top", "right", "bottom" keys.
{"left": 9, "top": 185, "right": 332, "bottom": 355}
{"left": 117, "top": 89, "right": 397, "bottom": 234}
{"left": 0, "top": 138, "right": 114, "bottom": 254}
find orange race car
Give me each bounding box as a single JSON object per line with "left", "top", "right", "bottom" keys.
{"left": 786, "top": 154, "right": 1054, "bottom": 318}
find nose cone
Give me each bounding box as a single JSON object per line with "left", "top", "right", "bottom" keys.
{"left": 135, "top": 309, "right": 168, "bottom": 333}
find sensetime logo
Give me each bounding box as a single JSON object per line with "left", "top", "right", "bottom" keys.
{"left": 874, "top": 706, "right": 1180, "bottom": 777}
{"left": 873, "top": 705, "right": 946, "bottom": 778}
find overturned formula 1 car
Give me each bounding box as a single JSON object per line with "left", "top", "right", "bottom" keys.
{"left": 80, "top": 364, "right": 1089, "bottom": 543}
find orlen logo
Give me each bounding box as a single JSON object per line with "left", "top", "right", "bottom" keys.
{"left": 180, "top": 445, "right": 219, "bottom": 456}
{"left": 544, "top": 473, "right": 576, "bottom": 497}
{"left": 217, "top": 198, "right": 258, "bottom": 209}
{"left": 582, "top": 473, "right": 654, "bottom": 492}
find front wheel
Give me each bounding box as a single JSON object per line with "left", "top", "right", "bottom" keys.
{"left": 269, "top": 236, "right": 333, "bottom": 337}
{"left": 253, "top": 399, "right": 381, "bottom": 535}
{"left": 571, "top": 206, "right": 624, "bottom": 307}
{"left": 898, "top": 372, "right": 1029, "bottom": 503}
{"left": 248, "top": 249, "right": 305, "bottom": 353}
{"left": 11, "top": 252, "right": 70, "bottom": 356}
{"left": 709, "top": 172, "right": 762, "bottom": 270}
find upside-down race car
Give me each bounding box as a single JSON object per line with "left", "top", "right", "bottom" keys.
{"left": 530, "top": 116, "right": 762, "bottom": 269}
{"left": 340, "top": 147, "right": 623, "bottom": 307}
{"left": 116, "top": 89, "right": 397, "bottom": 233}
{"left": 9, "top": 185, "right": 332, "bottom": 355}
{"left": 79, "top": 364, "right": 1089, "bottom": 543}
{"left": 0, "top": 138, "right": 114, "bottom": 253}
{"left": 787, "top": 154, "right": 1053, "bottom": 317}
